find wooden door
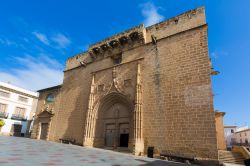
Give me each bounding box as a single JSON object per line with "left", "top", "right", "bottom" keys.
{"left": 119, "top": 123, "right": 129, "bottom": 147}
{"left": 40, "top": 123, "right": 48, "bottom": 140}
{"left": 12, "top": 124, "right": 22, "bottom": 136}
{"left": 105, "top": 124, "right": 115, "bottom": 147}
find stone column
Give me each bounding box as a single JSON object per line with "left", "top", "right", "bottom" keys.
{"left": 83, "top": 74, "right": 95, "bottom": 147}
{"left": 46, "top": 120, "right": 52, "bottom": 141}
{"left": 36, "top": 122, "right": 41, "bottom": 139}
{"left": 134, "top": 62, "right": 144, "bottom": 155}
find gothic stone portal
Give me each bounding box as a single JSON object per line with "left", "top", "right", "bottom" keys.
{"left": 83, "top": 92, "right": 135, "bottom": 152}
{"left": 95, "top": 98, "right": 132, "bottom": 150}
{"left": 83, "top": 63, "right": 144, "bottom": 154}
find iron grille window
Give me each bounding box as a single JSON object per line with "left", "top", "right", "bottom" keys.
{"left": 11, "top": 107, "right": 27, "bottom": 121}
{"left": 0, "top": 103, "right": 8, "bottom": 118}
{"left": 0, "top": 103, "right": 7, "bottom": 112}
{"left": 14, "top": 107, "right": 26, "bottom": 116}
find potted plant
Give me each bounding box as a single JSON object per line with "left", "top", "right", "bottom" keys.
{"left": 0, "top": 119, "right": 5, "bottom": 132}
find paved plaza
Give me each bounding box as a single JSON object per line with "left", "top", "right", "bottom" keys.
{"left": 0, "top": 136, "right": 188, "bottom": 166}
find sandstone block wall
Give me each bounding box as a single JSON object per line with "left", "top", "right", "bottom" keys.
{"left": 32, "top": 7, "right": 218, "bottom": 159}
{"left": 31, "top": 86, "right": 61, "bottom": 139}
{"left": 142, "top": 25, "right": 218, "bottom": 159}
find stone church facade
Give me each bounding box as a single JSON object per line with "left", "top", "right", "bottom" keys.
{"left": 31, "top": 7, "right": 219, "bottom": 159}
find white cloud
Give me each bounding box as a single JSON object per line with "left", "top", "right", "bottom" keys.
{"left": 0, "top": 38, "right": 18, "bottom": 47}
{"left": 140, "top": 2, "right": 165, "bottom": 27}
{"left": 211, "top": 52, "right": 218, "bottom": 59}
{"left": 0, "top": 55, "right": 63, "bottom": 91}
{"left": 32, "top": 31, "right": 71, "bottom": 49}
{"left": 32, "top": 31, "right": 50, "bottom": 45}
{"left": 210, "top": 51, "right": 229, "bottom": 59}
{"left": 51, "top": 33, "right": 71, "bottom": 49}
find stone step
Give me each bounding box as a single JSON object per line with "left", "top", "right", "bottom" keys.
{"left": 223, "top": 162, "right": 244, "bottom": 165}
{"left": 218, "top": 150, "right": 245, "bottom": 165}
{"left": 220, "top": 158, "right": 245, "bottom": 162}
{"left": 219, "top": 155, "right": 243, "bottom": 157}
{"left": 220, "top": 156, "right": 244, "bottom": 158}
{"left": 219, "top": 155, "right": 244, "bottom": 159}
{"left": 219, "top": 152, "right": 242, "bottom": 155}
{"left": 221, "top": 159, "right": 244, "bottom": 162}
{"left": 219, "top": 154, "right": 240, "bottom": 156}
{"left": 220, "top": 158, "right": 245, "bottom": 161}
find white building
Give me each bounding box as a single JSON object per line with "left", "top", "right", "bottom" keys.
{"left": 224, "top": 126, "right": 237, "bottom": 149}
{"left": 224, "top": 125, "right": 249, "bottom": 149}
{"left": 0, "top": 81, "right": 38, "bottom": 136}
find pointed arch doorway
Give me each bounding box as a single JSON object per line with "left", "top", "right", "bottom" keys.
{"left": 84, "top": 92, "right": 133, "bottom": 151}
{"left": 95, "top": 93, "right": 132, "bottom": 150}
{"left": 103, "top": 103, "right": 130, "bottom": 148}
{"left": 83, "top": 64, "right": 144, "bottom": 155}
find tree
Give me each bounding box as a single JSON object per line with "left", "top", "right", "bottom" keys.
{"left": 0, "top": 119, "right": 5, "bottom": 127}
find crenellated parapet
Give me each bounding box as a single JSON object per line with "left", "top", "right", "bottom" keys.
{"left": 145, "top": 7, "right": 206, "bottom": 43}
{"left": 65, "top": 7, "right": 206, "bottom": 72}
{"left": 65, "top": 24, "right": 146, "bottom": 71}
{"left": 88, "top": 24, "right": 146, "bottom": 60}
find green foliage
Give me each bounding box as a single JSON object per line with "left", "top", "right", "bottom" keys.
{"left": 0, "top": 119, "right": 5, "bottom": 127}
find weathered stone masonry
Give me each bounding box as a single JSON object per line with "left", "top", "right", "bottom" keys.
{"left": 32, "top": 7, "right": 219, "bottom": 159}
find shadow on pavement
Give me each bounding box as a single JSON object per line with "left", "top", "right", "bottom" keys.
{"left": 135, "top": 158, "right": 190, "bottom": 166}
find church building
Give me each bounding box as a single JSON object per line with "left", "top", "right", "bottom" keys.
{"left": 31, "top": 7, "right": 219, "bottom": 159}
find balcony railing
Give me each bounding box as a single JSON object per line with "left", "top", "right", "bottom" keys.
{"left": 0, "top": 111, "right": 8, "bottom": 119}
{"left": 11, "top": 114, "right": 27, "bottom": 121}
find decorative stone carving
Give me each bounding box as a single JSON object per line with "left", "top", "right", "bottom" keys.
{"left": 83, "top": 74, "right": 96, "bottom": 147}
{"left": 87, "top": 24, "right": 146, "bottom": 61}
{"left": 109, "top": 40, "right": 120, "bottom": 48}
{"left": 93, "top": 47, "right": 102, "bottom": 54}
{"left": 105, "top": 67, "right": 123, "bottom": 94}
{"left": 100, "top": 44, "right": 110, "bottom": 51}
{"left": 124, "top": 79, "right": 132, "bottom": 87}
{"left": 129, "top": 32, "right": 142, "bottom": 41}
{"left": 119, "top": 36, "right": 129, "bottom": 45}
{"left": 89, "top": 51, "right": 97, "bottom": 60}
{"left": 133, "top": 62, "right": 144, "bottom": 155}
{"left": 97, "top": 84, "right": 105, "bottom": 92}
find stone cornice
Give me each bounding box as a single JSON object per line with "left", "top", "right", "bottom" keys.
{"left": 88, "top": 24, "right": 146, "bottom": 60}
{"left": 89, "top": 24, "right": 145, "bottom": 49}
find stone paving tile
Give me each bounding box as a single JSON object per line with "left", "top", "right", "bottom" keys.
{"left": 0, "top": 136, "right": 188, "bottom": 166}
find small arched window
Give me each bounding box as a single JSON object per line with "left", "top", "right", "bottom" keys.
{"left": 112, "top": 54, "right": 122, "bottom": 65}
{"left": 46, "top": 94, "right": 55, "bottom": 103}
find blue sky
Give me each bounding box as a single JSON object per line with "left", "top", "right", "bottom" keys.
{"left": 0, "top": 0, "right": 249, "bottom": 126}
